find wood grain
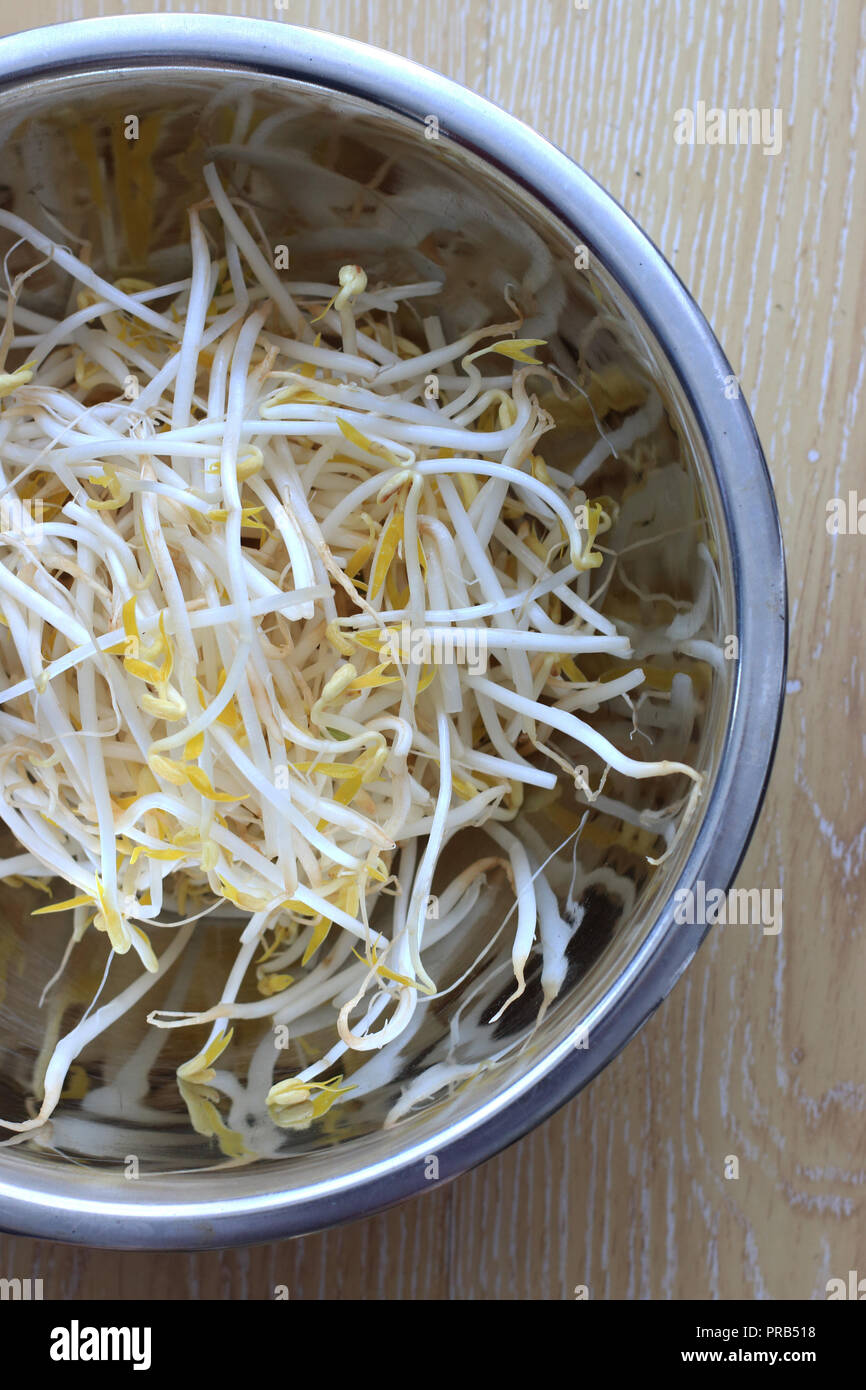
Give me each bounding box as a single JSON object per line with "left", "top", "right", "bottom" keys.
{"left": 1, "top": 0, "right": 863, "bottom": 1300}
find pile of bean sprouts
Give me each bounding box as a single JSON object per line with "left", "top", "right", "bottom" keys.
{"left": 0, "top": 163, "right": 708, "bottom": 1153}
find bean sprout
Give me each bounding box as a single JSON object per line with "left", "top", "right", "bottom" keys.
{"left": 0, "top": 167, "right": 711, "bottom": 1149}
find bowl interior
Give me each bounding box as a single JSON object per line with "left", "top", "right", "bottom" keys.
{"left": 0, "top": 63, "right": 733, "bottom": 1197}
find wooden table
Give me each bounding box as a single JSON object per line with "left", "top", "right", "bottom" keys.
{"left": 1, "top": 0, "right": 862, "bottom": 1300}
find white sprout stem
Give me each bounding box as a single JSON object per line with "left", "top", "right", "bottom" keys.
{"left": 203, "top": 162, "right": 305, "bottom": 336}
{"left": 469, "top": 675, "right": 701, "bottom": 782}
{"left": 0, "top": 207, "right": 181, "bottom": 338}
{"left": 0, "top": 924, "right": 195, "bottom": 1133}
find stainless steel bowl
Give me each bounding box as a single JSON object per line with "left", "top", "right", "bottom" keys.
{"left": 0, "top": 15, "right": 786, "bottom": 1249}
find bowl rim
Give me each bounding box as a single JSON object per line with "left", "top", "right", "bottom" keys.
{"left": 0, "top": 14, "right": 787, "bottom": 1250}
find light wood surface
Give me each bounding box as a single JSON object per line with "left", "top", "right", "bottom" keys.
{"left": 0, "top": 0, "right": 862, "bottom": 1301}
